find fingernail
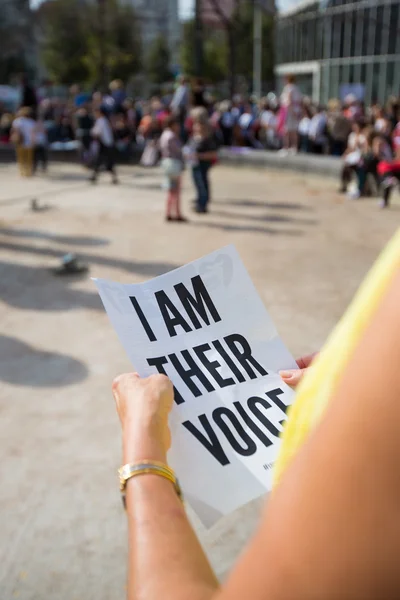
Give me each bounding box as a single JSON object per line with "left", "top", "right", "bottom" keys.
{"left": 279, "top": 370, "right": 297, "bottom": 381}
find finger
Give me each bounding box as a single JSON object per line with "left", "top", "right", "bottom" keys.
{"left": 296, "top": 352, "right": 318, "bottom": 370}
{"left": 279, "top": 368, "right": 307, "bottom": 387}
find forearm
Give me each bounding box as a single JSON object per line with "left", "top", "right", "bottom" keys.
{"left": 124, "top": 433, "right": 219, "bottom": 600}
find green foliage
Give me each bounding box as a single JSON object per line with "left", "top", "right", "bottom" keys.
{"left": 0, "top": 0, "right": 32, "bottom": 82}
{"left": 39, "top": 0, "right": 142, "bottom": 86}
{"left": 180, "top": 20, "right": 228, "bottom": 83}
{"left": 180, "top": 2, "right": 274, "bottom": 86}
{"left": 233, "top": 2, "right": 274, "bottom": 83}
{"left": 146, "top": 35, "right": 171, "bottom": 84}
{"left": 40, "top": 0, "right": 90, "bottom": 84}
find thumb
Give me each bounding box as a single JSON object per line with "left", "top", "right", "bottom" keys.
{"left": 279, "top": 368, "right": 307, "bottom": 388}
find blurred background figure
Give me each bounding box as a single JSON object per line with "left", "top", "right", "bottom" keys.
{"left": 280, "top": 74, "right": 302, "bottom": 154}
{"left": 160, "top": 115, "right": 186, "bottom": 223}
{"left": 90, "top": 107, "right": 118, "bottom": 185}
{"left": 187, "top": 107, "right": 218, "bottom": 214}
{"left": 11, "top": 106, "right": 36, "bottom": 177}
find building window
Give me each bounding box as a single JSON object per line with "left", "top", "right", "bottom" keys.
{"left": 374, "top": 6, "right": 384, "bottom": 56}
{"left": 388, "top": 4, "right": 398, "bottom": 55}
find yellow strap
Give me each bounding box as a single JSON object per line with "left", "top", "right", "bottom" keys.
{"left": 274, "top": 229, "right": 400, "bottom": 487}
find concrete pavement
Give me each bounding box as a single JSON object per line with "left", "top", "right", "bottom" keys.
{"left": 0, "top": 162, "right": 398, "bottom": 599}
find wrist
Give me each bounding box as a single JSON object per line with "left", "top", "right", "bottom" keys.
{"left": 122, "top": 426, "right": 167, "bottom": 464}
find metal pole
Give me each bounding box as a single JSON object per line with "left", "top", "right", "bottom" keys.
{"left": 194, "top": 0, "right": 203, "bottom": 76}
{"left": 253, "top": 0, "right": 262, "bottom": 97}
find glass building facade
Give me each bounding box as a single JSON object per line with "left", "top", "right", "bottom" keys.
{"left": 275, "top": 0, "right": 400, "bottom": 104}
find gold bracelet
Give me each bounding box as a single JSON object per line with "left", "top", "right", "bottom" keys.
{"left": 118, "top": 461, "right": 183, "bottom": 509}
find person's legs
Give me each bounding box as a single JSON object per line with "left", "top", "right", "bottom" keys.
{"left": 340, "top": 164, "right": 352, "bottom": 192}
{"left": 16, "top": 145, "right": 24, "bottom": 176}
{"left": 91, "top": 144, "right": 104, "bottom": 182}
{"left": 355, "top": 166, "right": 367, "bottom": 195}
{"left": 192, "top": 165, "right": 208, "bottom": 212}
{"left": 199, "top": 162, "right": 210, "bottom": 211}
{"left": 33, "top": 146, "right": 39, "bottom": 174}
{"left": 104, "top": 146, "right": 117, "bottom": 182}
{"left": 289, "top": 131, "right": 299, "bottom": 151}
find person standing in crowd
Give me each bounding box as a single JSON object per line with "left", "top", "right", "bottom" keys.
{"left": 280, "top": 74, "right": 302, "bottom": 153}
{"left": 218, "top": 101, "right": 235, "bottom": 146}
{"left": 33, "top": 116, "right": 48, "bottom": 174}
{"left": 75, "top": 104, "right": 94, "bottom": 166}
{"left": 20, "top": 75, "right": 38, "bottom": 117}
{"left": 192, "top": 78, "right": 207, "bottom": 108}
{"left": 11, "top": 107, "right": 36, "bottom": 177}
{"left": 160, "top": 116, "right": 187, "bottom": 223}
{"left": 327, "top": 99, "right": 352, "bottom": 156}
{"left": 90, "top": 106, "right": 118, "bottom": 185}
{"left": 188, "top": 108, "right": 218, "bottom": 214}
{"left": 298, "top": 106, "right": 312, "bottom": 153}
{"left": 171, "top": 76, "right": 190, "bottom": 140}
{"left": 308, "top": 105, "right": 328, "bottom": 154}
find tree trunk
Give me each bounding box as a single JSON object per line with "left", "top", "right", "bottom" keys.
{"left": 227, "top": 25, "right": 236, "bottom": 98}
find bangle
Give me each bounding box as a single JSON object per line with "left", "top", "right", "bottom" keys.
{"left": 118, "top": 460, "right": 183, "bottom": 509}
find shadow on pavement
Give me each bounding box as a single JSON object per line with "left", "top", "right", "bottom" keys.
{"left": 0, "top": 228, "right": 110, "bottom": 247}
{"left": 209, "top": 209, "right": 317, "bottom": 226}
{"left": 189, "top": 221, "right": 303, "bottom": 236}
{"left": 217, "top": 198, "right": 313, "bottom": 211}
{"left": 0, "top": 242, "right": 179, "bottom": 277}
{"left": 47, "top": 172, "right": 89, "bottom": 182}
{"left": 0, "top": 334, "right": 88, "bottom": 387}
{"left": 0, "top": 261, "right": 103, "bottom": 311}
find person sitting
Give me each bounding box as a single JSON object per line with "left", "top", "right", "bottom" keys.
{"left": 339, "top": 120, "right": 367, "bottom": 193}
{"left": 352, "top": 133, "right": 392, "bottom": 199}
{"left": 327, "top": 99, "right": 351, "bottom": 156}
{"left": 298, "top": 107, "right": 312, "bottom": 153}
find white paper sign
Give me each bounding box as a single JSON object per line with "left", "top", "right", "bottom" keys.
{"left": 94, "top": 246, "right": 297, "bottom": 527}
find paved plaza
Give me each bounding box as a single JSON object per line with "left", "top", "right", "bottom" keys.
{"left": 0, "top": 161, "right": 398, "bottom": 599}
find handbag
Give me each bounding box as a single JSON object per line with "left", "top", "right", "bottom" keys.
{"left": 140, "top": 140, "right": 159, "bottom": 167}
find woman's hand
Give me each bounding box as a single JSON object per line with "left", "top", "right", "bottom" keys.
{"left": 279, "top": 352, "right": 318, "bottom": 388}
{"left": 112, "top": 373, "right": 174, "bottom": 463}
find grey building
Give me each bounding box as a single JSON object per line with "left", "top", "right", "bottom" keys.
{"left": 275, "top": 0, "right": 400, "bottom": 104}
{"left": 128, "top": 0, "right": 181, "bottom": 66}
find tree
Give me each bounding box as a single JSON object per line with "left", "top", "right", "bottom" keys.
{"left": 38, "top": 0, "right": 90, "bottom": 85}
{"left": 201, "top": 0, "right": 275, "bottom": 95}
{"left": 180, "top": 20, "right": 227, "bottom": 84}
{"left": 234, "top": 1, "right": 275, "bottom": 88}
{"left": 146, "top": 35, "right": 171, "bottom": 85}
{"left": 207, "top": 0, "right": 241, "bottom": 97}
{"left": 0, "top": 0, "right": 34, "bottom": 82}
{"left": 37, "top": 0, "right": 142, "bottom": 87}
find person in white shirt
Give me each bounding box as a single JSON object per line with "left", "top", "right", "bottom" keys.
{"left": 90, "top": 107, "right": 118, "bottom": 184}
{"left": 11, "top": 107, "right": 36, "bottom": 177}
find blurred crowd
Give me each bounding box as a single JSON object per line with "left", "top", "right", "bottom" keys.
{"left": 2, "top": 75, "right": 400, "bottom": 207}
